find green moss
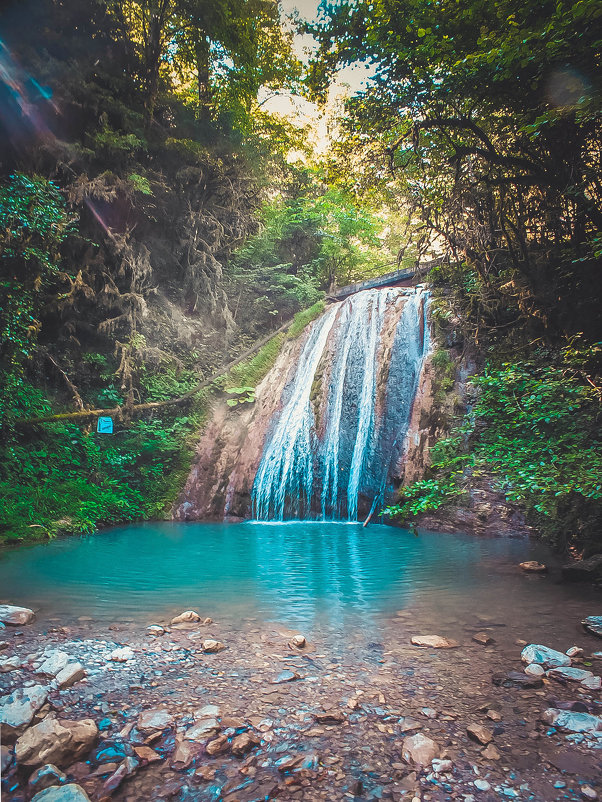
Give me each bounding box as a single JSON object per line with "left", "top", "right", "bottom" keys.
{"left": 227, "top": 333, "right": 286, "bottom": 388}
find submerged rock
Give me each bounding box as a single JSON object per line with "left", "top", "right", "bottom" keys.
{"left": 16, "top": 717, "right": 98, "bottom": 768}
{"left": 562, "top": 554, "right": 602, "bottom": 582}
{"left": 472, "top": 632, "right": 494, "bottom": 645}
{"left": 519, "top": 561, "right": 547, "bottom": 573}
{"left": 521, "top": 644, "right": 571, "bottom": 668}
{"left": 411, "top": 635, "right": 459, "bottom": 648}
{"left": 201, "top": 639, "right": 225, "bottom": 653}
{"left": 170, "top": 610, "right": 201, "bottom": 625}
{"left": 582, "top": 616, "right": 602, "bottom": 638}
{"left": 0, "top": 604, "right": 35, "bottom": 625}
{"left": 401, "top": 733, "right": 440, "bottom": 767}
{"left": 0, "top": 684, "right": 48, "bottom": 737}
{"left": 492, "top": 671, "right": 543, "bottom": 688}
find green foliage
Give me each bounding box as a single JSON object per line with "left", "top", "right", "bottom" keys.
{"left": 128, "top": 173, "right": 153, "bottom": 195}
{"left": 225, "top": 386, "right": 256, "bottom": 406}
{"left": 287, "top": 301, "right": 326, "bottom": 340}
{"left": 0, "top": 174, "right": 76, "bottom": 420}
{"left": 385, "top": 342, "right": 602, "bottom": 551}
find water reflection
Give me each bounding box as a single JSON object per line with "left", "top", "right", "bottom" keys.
{"left": 0, "top": 522, "right": 585, "bottom": 632}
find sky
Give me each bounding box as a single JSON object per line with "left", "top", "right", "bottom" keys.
{"left": 258, "top": 0, "right": 374, "bottom": 152}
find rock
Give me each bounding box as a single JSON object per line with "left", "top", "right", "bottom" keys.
{"left": 206, "top": 734, "right": 229, "bottom": 756}
{"left": 474, "top": 779, "right": 491, "bottom": 791}
{"left": 16, "top": 717, "right": 98, "bottom": 768}
{"left": 581, "top": 675, "right": 602, "bottom": 690}
{"left": 101, "top": 757, "right": 138, "bottom": 795}
{"left": 472, "top": 632, "right": 494, "bottom": 645}
{"left": 582, "top": 786, "right": 598, "bottom": 801}
{"left": 566, "top": 646, "right": 584, "bottom": 658}
{"left": 562, "top": 554, "right": 602, "bottom": 581}
{"left": 184, "top": 718, "right": 219, "bottom": 740}
{"left": 109, "top": 646, "right": 134, "bottom": 662}
{"left": 230, "top": 732, "right": 259, "bottom": 756}
{"left": 0, "top": 684, "right": 48, "bottom": 737}
{"left": 519, "top": 561, "right": 547, "bottom": 573}
{"left": 493, "top": 670, "right": 543, "bottom": 688}
{"left": 315, "top": 709, "right": 346, "bottom": 724}
{"left": 194, "top": 704, "right": 220, "bottom": 719}
{"left": 31, "top": 785, "right": 91, "bottom": 802}
{"left": 521, "top": 644, "right": 571, "bottom": 668}
{"left": 542, "top": 708, "right": 602, "bottom": 733}
{"left": 146, "top": 625, "right": 165, "bottom": 636}
{"left": 481, "top": 744, "right": 501, "bottom": 760}
{"left": 582, "top": 616, "right": 602, "bottom": 638}
{"left": 410, "top": 635, "right": 459, "bottom": 649}
{"left": 273, "top": 669, "right": 299, "bottom": 683}
{"left": 1, "top": 743, "right": 13, "bottom": 772}
{"left": 290, "top": 634, "right": 306, "bottom": 649}
{"left": 0, "top": 655, "right": 23, "bottom": 672}
{"left": 37, "top": 650, "right": 70, "bottom": 677}
{"left": 0, "top": 640, "right": 8, "bottom": 650}
{"left": 54, "top": 663, "right": 86, "bottom": 689}
{"left": 201, "top": 639, "right": 225, "bottom": 653}
{"left": 136, "top": 708, "right": 173, "bottom": 733}
{"left": 170, "top": 610, "right": 201, "bottom": 625}
{"left": 171, "top": 739, "right": 200, "bottom": 769}
{"left": 401, "top": 733, "right": 440, "bottom": 767}
{"left": 486, "top": 710, "right": 502, "bottom": 722}
{"left": 196, "top": 765, "right": 216, "bottom": 781}
{"left": 466, "top": 723, "right": 494, "bottom": 745}
{"left": 431, "top": 758, "right": 453, "bottom": 774}
{"left": 0, "top": 604, "right": 35, "bottom": 625}
{"left": 28, "top": 764, "right": 67, "bottom": 792}
{"left": 132, "top": 745, "right": 161, "bottom": 762}
{"left": 524, "top": 664, "right": 545, "bottom": 677}
{"left": 546, "top": 666, "right": 594, "bottom": 683}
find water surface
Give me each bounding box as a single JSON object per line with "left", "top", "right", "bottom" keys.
{"left": 0, "top": 522, "right": 594, "bottom": 640}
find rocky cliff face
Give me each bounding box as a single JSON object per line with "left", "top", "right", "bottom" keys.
{"left": 174, "top": 286, "right": 432, "bottom": 521}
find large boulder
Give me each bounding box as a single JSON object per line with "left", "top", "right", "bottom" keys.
{"left": 562, "top": 554, "right": 602, "bottom": 582}
{"left": 15, "top": 717, "right": 98, "bottom": 768}
{"left": 520, "top": 644, "right": 571, "bottom": 669}
{"left": 31, "top": 785, "right": 91, "bottom": 802}
{"left": 401, "top": 733, "right": 440, "bottom": 767}
{"left": 0, "top": 685, "right": 48, "bottom": 738}
{"left": 0, "top": 605, "right": 35, "bottom": 625}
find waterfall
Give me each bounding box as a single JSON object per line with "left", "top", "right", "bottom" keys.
{"left": 252, "top": 286, "right": 430, "bottom": 521}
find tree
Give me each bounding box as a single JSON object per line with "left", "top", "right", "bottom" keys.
{"left": 310, "top": 0, "right": 602, "bottom": 338}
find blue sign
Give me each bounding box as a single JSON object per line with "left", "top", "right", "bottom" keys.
{"left": 97, "top": 416, "right": 114, "bottom": 434}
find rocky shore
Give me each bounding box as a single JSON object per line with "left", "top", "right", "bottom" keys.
{"left": 1, "top": 604, "right": 601, "bottom": 802}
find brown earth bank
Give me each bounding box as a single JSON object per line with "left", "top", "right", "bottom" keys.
{"left": 1, "top": 598, "right": 601, "bottom": 802}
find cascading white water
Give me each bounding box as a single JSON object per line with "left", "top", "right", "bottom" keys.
{"left": 252, "top": 286, "right": 430, "bottom": 521}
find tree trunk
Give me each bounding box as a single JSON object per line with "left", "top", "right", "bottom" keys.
{"left": 196, "top": 34, "right": 211, "bottom": 121}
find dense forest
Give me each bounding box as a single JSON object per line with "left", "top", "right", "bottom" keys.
{"left": 0, "top": 0, "right": 600, "bottom": 554}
